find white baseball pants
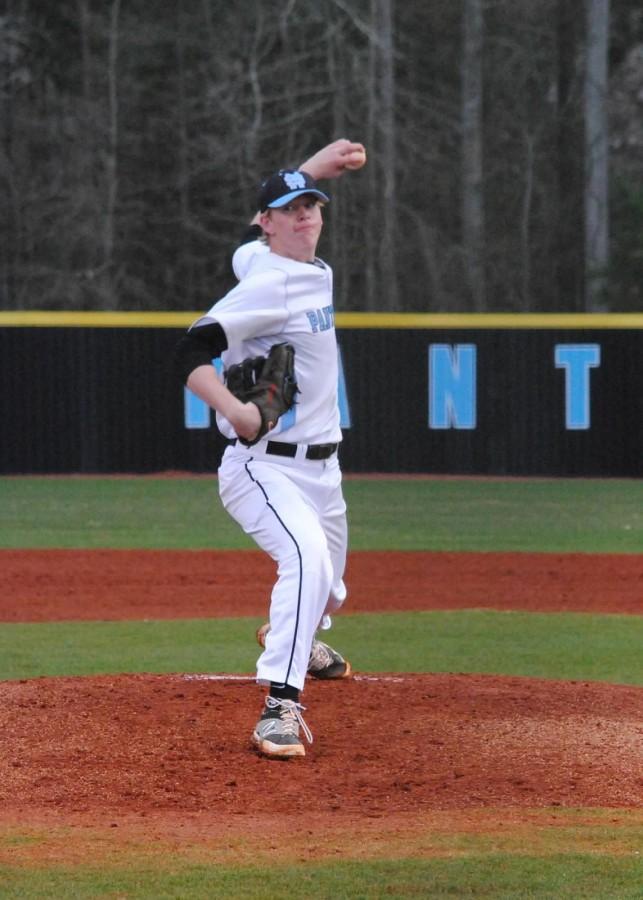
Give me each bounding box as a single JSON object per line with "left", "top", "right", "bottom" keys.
{"left": 217, "top": 442, "right": 347, "bottom": 691}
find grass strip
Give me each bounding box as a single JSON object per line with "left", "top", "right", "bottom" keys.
{"left": 2, "top": 809, "right": 641, "bottom": 867}
{"left": 1, "top": 476, "right": 642, "bottom": 551}
{"left": 0, "top": 854, "right": 641, "bottom": 899}
{"left": 0, "top": 610, "right": 640, "bottom": 685}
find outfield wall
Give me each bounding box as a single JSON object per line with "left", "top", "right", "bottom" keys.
{"left": 1, "top": 312, "right": 641, "bottom": 476}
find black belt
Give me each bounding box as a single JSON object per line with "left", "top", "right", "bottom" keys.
{"left": 230, "top": 439, "right": 338, "bottom": 460}
{"left": 269, "top": 440, "right": 338, "bottom": 460}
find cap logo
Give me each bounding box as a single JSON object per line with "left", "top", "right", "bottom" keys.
{"left": 283, "top": 171, "right": 307, "bottom": 190}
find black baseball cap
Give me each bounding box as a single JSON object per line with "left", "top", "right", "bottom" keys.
{"left": 258, "top": 169, "right": 330, "bottom": 212}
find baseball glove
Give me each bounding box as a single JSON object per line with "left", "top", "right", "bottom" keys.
{"left": 225, "top": 342, "right": 299, "bottom": 446}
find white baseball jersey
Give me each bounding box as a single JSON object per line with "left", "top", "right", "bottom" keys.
{"left": 192, "top": 241, "right": 341, "bottom": 446}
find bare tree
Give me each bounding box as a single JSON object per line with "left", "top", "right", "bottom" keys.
{"left": 0, "top": 0, "right": 637, "bottom": 313}
{"left": 101, "top": 0, "right": 121, "bottom": 306}
{"left": 373, "top": 0, "right": 398, "bottom": 310}
{"left": 584, "top": 0, "right": 610, "bottom": 310}
{"left": 461, "top": 0, "right": 486, "bottom": 311}
{"left": 556, "top": 0, "right": 585, "bottom": 311}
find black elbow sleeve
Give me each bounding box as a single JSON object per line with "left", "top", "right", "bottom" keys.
{"left": 173, "top": 322, "right": 228, "bottom": 385}
{"left": 173, "top": 335, "right": 212, "bottom": 385}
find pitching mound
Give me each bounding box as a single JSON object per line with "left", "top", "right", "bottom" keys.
{"left": 1, "top": 672, "right": 640, "bottom": 833}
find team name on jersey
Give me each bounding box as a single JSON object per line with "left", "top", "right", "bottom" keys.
{"left": 306, "top": 305, "right": 335, "bottom": 333}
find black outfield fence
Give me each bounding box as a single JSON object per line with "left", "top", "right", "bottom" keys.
{"left": 1, "top": 312, "right": 641, "bottom": 477}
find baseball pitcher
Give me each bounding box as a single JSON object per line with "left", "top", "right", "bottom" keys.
{"left": 174, "top": 139, "right": 367, "bottom": 758}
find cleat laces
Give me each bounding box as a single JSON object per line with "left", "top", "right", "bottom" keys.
{"left": 265, "top": 696, "right": 313, "bottom": 744}
{"left": 308, "top": 640, "right": 335, "bottom": 671}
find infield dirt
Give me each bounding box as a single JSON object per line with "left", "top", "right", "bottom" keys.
{"left": 0, "top": 549, "right": 641, "bottom": 864}
{"left": 1, "top": 549, "right": 641, "bottom": 621}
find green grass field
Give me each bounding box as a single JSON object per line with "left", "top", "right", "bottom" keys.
{"left": 1, "top": 476, "right": 642, "bottom": 551}
{"left": 2, "top": 852, "right": 642, "bottom": 900}
{"left": 0, "top": 476, "right": 641, "bottom": 899}
{"left": 1, "top": 610, "right": 641, "bottom": 685}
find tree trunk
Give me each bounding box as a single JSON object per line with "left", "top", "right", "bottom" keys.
{"left": 374, "top": 0, "right": 398, "bottom": 310}
{"left": 461, "top": 0, "right": 486, "bottom": 311}
{"left": 328, "top": 16, "right": 347, "bottom": 302}
{"left": 103, "top": 0, "right": 121, "bottom": 307}
{"left": 556, "top": 0, "right": 585, "bottom": 311}
{"left": 77, "top": 0, "right": 92, "bottom": 102}
{"left": 584, "top": 0, "right": 610, "bottom": 310}
{"left": 365, "top": 0, "right": 379, "bottom": 310}
{"left": 175, "top": 5, "right": 193, "bottom": 303}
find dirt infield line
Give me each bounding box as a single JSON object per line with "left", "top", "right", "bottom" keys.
{"left": 1, "top": 549, "right": 641, "bottom": 621}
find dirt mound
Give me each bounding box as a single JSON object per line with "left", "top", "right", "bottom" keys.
{"left": 1, "top": 673, "right": 640, "bottom": 828}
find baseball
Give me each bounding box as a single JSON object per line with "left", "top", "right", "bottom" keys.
{"left": 343, "top": 148, "right": 367, "bottom": 170}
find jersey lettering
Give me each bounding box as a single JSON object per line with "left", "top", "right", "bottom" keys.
{"left": 306, "top": 306, "right": 335, "bottom": 333}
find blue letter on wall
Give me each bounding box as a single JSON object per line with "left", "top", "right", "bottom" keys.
{"left": 554, "top": 344, "right": 601, "bottom": 429}
{"left": 337, "top": 343, "right": 351, "bottom": 428}
{"left": 428, "top": 344, "right": 476, "bottom": 429}
{"left": 183, "top": 359, "right": 224, "bottom": 429}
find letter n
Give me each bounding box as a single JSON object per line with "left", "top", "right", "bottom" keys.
{"left": 428, "top": 344, "right": 476, "bottom": 429}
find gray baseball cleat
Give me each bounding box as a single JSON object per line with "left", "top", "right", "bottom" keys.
{"left": 255, "top": 623, "right": 352, "bottom": 680}
{"left": 252, "top": 696, "right": 313, "bottom": 759}
{"left": 307, "top": 638, "right": 352, "bottom": 680}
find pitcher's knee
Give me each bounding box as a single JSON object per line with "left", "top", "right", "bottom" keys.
{"left": 298, "top": 536, "right": 332, "bottom": 587}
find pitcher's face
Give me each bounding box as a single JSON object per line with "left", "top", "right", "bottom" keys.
{"left": 260, "top": 196, "right": 324, "bottom": 263}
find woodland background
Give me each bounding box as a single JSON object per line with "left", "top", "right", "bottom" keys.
{"left": 1, "top": 0, "right": 641, "bottom": 313}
